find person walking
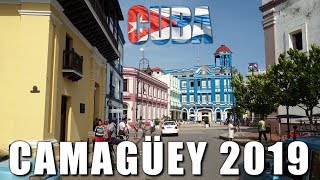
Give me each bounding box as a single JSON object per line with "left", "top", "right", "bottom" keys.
{"left": 93, "top": 120, "right": 105, "bottom": 142}
{"left": 134, "top": 120, "right": 139, "bottom": 140}
{"left": 119, "top": 118, "right": 128, "bottom": 140}
{"left": 150, "top": 119, "right": 155, "bottom": 133}
{"left": 228, "top": 119, "right": 236, "bottom": 141}
{"left": 107, "top": 119, "right": 123, "bottom": 145}
{"left": 258, "top": 118, "right": 267, "bottom": 142}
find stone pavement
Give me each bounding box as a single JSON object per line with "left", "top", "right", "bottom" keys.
{"left": 219, "top": 131, "right": 281, "bottom": 146}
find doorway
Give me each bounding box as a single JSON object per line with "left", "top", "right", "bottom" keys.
{"left": 60, "top": 96, "right": 68, "bottom": 142}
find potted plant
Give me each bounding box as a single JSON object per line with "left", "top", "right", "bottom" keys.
{"left": 204, "top": 117, "right": 210, "bottom": 128}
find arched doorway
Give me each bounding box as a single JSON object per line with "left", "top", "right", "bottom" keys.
{"left": 189, "top": 109, "right": 195, "bottom": 121}
{"left": 182, "top": 109, "right": 188, "bottom": 120}
{"left": 225, "top": 109, "right": 231, "bottom": 120}
{"left": 216, "top": 109, "right": 221, "bottom": 122}
{"left": 198, "top": 108, "right": 213, "bottom": 122}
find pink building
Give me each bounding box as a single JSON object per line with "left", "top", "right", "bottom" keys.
{"left": 123, "top": 67, "right": 169, "bottom": 122}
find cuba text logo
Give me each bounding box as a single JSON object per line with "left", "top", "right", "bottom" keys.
{"left": 128, "top": 6, "right": 213, "bottom": 45}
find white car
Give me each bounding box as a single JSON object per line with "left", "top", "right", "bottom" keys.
{"left": 161, "top": 121, "right": 179, "bottom": 136}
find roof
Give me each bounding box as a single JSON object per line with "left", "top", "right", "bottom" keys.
{"left": 276, "top": 115, "right": 307, "bottom": 119}
{"left": 152, "top": 67, "right": 161, "bottom": 71}
{"left": 215, "top": 45, "right": 231, "bottom": 54}
{"left": 285, "top": 136, "right": 320, "bottom": 150}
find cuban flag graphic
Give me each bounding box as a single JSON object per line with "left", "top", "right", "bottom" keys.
{"left": 128, "top": 6, "right": 213, "bottom": 45}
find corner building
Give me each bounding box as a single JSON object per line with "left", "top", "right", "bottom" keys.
{"left": 0, "top": 0, "right": 124, "bottom": 149}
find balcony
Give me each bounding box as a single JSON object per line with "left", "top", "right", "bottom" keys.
{"left": 62, "top": 49, "right": 83, "bottom": 81}
{"left": 57, "top": 0, "right": 124, "bottom": 62}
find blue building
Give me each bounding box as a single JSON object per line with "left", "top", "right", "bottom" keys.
{"left": 164, "top": 45, "right": 236, "bottom": 123}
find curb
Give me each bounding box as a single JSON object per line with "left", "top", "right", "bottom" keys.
{"left": 219, "top": 136, "right": 250, "bottom": 146}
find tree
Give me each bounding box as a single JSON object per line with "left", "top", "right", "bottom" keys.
{"left": 231, "top": 72, "right": 279, "bottom": 120}
{"left": 292, "top": 44, "right": 320, "bottom": 124}
{"left": 227, "top": 105, "right": 246, "bottom": 120}
{"left": 268, "top": 53, "right": 299, "bottom": 137}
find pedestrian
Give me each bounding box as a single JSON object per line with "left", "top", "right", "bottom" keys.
{"left": 134, "top": 120, "right": 139, "bottom": 140}
{"left": 258, "top": 118, "right": 267, "bottom": 142}
{"left": 119, "top": 118, "right": 128, "bottom": 140}
{"left": 150, "top": 119, "right": 155, "bottom": 133}
{"left": 103, "top": 118, "right": 109, "bottom": 128}
{"left": 290, "top": 125, "right": 300, "bottom": 139}
{"left": 107, "top": 119, "right": 123, "bottom": 145}
{"left": 93, "top": 119, "right": 105, "bottom": 142}
{"left": 228, "top": 120, "right": 236, "bottom": 141}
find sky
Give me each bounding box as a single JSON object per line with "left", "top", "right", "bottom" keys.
{"left": 118, "top": 0, "right": 265, "bottom": 75}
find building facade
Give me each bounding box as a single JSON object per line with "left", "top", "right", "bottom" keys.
{"left": 123, "top": 67, "right": 169, "bottom": 122}
{"left": 152, "top": 68, "right": 181, "bottom": 120}
{"left": 164, "top": 45, "right": 236, "bottom": 123}
{"left": 105, "top": 33, "right": 125, "bottom": 122}
{"left": 0, "top": 0, "right": 124, "bottom": 149}
{"left": 260, "top": 0, "right": 320, "bottom": 118}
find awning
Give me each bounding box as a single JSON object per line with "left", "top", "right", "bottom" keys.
{"left": 276, "top": 114, "right": 307, "bottom": 119}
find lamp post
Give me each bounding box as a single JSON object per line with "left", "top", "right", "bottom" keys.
{"left": 135, "top": 48, "right": 152, "bottom": 123}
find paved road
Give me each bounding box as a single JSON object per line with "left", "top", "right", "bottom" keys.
{"left": 64, "top": 128, "right": 244, "bottom": 180}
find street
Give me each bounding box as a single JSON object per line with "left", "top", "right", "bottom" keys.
{"left": 64, "top": 127, "right": 244, "bottom": 180}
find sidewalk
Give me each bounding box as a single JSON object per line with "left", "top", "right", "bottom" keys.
{"left": 219, "top": 131, "right": 281, "bottom": 146}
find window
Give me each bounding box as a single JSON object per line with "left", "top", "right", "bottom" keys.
{"left": 224, "top": 94, "right": 228, "bottom": 102}
{"left": 216, "top": 94, "right": 220, "bottom": 102}
{"left": 138, "top": 83, "right": 142, "bottom": 93}
{"left": 190, "top": 95, "right": 194, "bottom": 102}
{"left": 182, "top": 95, "right": 187, "bottom": 102}
{"left": 197, "top": 95, "right": 201, "bottom": 102}
{"left": 182, "top": 80, "right": 187, "bottom": 87}
{"left": 215, "top": 79, "right": 220, "bottom": 88}
{"left": 154, "top": 88, "right": 157, "bottom": 97}
{"left": 202, "top": 94, "right": 207, "bottom": 103}
{"left": 197, "top": 80, "right": 201, "bottom": 87}
{"left": 123, "top": 79, "right": 128, "bottom": 92}
{"left": 224, "top": 79, "right": 227, "bottom": 88}
{"left": 143, "top": 84, "right": 147, "bottom": 94}
{"left": 208, "top": 80, "right": 211, "bottom": 87}
{"left": 208, "top": 94, "right": 211, "bottom": 102}
{"left": 190, "top": 81, "right": 194, "bottom": 87}
{"left": 291, "top": 30, "right": 303, "bottom": 51}
{"left": 202, "top": 79, "right": 206, "bottom": 87}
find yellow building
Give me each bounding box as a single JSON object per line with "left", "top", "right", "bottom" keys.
{"left": 0, "top": 0, "right": 124, "bottom": 151}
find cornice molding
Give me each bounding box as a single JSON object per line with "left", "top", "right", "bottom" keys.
{"left": 260, "top": 0, "right": 286, "bottom": 12}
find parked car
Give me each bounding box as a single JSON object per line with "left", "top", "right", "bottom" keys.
{"left": 0, "top": 157, "right": 61, "bottom": 179}
{"left": 239, "top": 136, "right": 320, "bottom": 180}
{"left": 161, "top": 121, "right": 179, "bottom": 136}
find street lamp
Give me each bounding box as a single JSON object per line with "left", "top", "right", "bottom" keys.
{"left": 135, "top": 48, "right": 152, "bottom": 123}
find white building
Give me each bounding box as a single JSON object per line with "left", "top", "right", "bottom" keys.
{"left": 260, "top": 0, "right": 320, "bottom": 120}
{"left": 152, "top": 67, "right": 181, "bottom": 120}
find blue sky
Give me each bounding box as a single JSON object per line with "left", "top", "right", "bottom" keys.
{"left": 119, "top": 0, "right": 265, "bottom": 74}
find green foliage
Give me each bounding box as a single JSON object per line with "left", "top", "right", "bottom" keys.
{"left": 155, "top": 118, "right": 160, "bottom": 125}
{"left": 231, "top": 72, "right": 279, "bottom": 118}
{"left": 268, "top": 44, "right": 320, "bottom": 124}
{"left": 227, "top": 105, "right": 246, "bottom": 119}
